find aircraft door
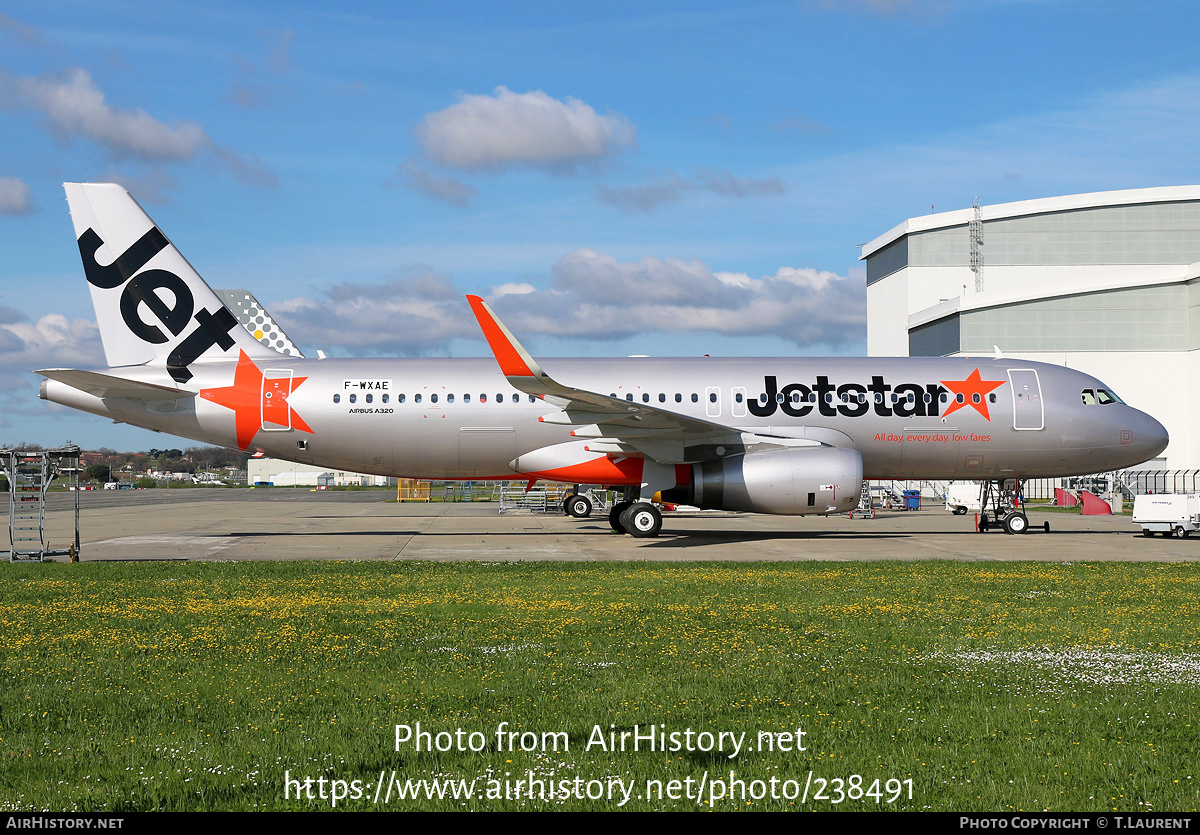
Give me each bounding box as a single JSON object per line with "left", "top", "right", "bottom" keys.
{"left": 1008, "top": 369, "right": 1044, "bottom": 431}
{"left": 705, "top": 386, "right": 721, "bottom": 418}
{"left": 731, "top": 386, "right": 747, "bottom": 418}
{"left": 261, "top": 368, "right": 294, "bottom": 431}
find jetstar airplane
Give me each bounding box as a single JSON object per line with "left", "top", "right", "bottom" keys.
{"left": 38, "top": 183, "right": 1169, "bottom": 537}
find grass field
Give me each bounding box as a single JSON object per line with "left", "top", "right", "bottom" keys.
{"left": 1, "top": 560, "right": 1198, "bottom": 811}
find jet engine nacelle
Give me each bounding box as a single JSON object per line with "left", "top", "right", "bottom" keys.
{"left": 661, "top": 446, "right": 863, "bottom": 515}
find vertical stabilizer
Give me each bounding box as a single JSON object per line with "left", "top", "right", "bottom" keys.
{"left": 64, "top": 182, "right": 278, "bottom": 382}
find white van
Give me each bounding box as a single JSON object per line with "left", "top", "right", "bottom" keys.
{"left": 944, "top": 481, "right": 982, "bottom": 515}
{"left": 1132, "top": 494, "right": 1200, "bottom": 538}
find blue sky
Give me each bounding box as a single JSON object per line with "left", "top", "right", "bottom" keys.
{"left": 2, "top": 0, "right": 1200, "bottom": 448}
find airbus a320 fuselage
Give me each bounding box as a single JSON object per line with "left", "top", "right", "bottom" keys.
{"left": 38, "top": 183, "right": 1169, "bottom": 537}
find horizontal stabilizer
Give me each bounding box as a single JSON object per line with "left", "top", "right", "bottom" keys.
{"left": 36, "top": 369, "right": 193, "bottom": 401}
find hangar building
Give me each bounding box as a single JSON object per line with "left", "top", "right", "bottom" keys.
{"left": 861, "top": 186, "right": 1200, "bottom": 471}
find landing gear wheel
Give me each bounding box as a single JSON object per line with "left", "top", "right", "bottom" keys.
{"left": 621, "top": 502, "right": 662, "bottom": 538}
{"left": 609, "top": 501, "right": 632, "bottom": 533}
{"left": 565, "top": 494, "right": 593, "bottom": 518}
{"left": 1176, "top": 526, "right": 1191, "bottom": 539}
{"left": 1004, "top": 512, "right": 1029, "bottom": 535}
{"left": 978, "top": 513, "right": 989, "bottom": 533}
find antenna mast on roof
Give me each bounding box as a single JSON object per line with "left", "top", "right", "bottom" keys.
{"left": 969, "top": 196, "right": 984, "bottom": 293}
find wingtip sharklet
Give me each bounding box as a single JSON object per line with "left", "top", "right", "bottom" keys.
{"left": 466, "top": 294, "right": 539, "bottom": 378}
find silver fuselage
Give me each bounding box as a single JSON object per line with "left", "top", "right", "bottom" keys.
{"left": 41, "top": 355, "right": 1168, "bottom": 482}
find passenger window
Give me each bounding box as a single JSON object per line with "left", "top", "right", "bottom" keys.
{"left": 642, "top": 393, "right": 649, "bottom": 403}
{"left": 626, "top": 394, "right": 634, "bottom": 401}
{"left": 971, "top": 393, "right": 980, "bottom": 404}
{"left": 759, "top": 393, "right": 769, "bottom": 404}
{"left": 464, "top": 393, "right": 471, "bottom": 403}
{"left": 776, "top": 393, "right": 784, "bottom": 403}
{"left": 447, "top": 394, "right": 454, "bottom": 403}
{"left": 675, "top": 393, "right": 682, "bottom": 403}
{"left": 382, "top": 394, "right": 389, "bottom": 404}
{"left": 398, "top": 394, "right": 405, "bottom": 404}
{"left": 659, "top": 393, "right": 666, "bottom": 403}
{"left": 709, "top": 392, "right": 717, "bottom": 403}
{"left": 333, "top": 394, "right": 341, "bottom": 404}
{"left": 349, "top": 394, "right": 357, "bottom": 404}
{"left": 735, "top": 392, "right": 744, "bottom": 403}
{"left": 512, "top": 394, "right": 519, "bottom": 403}
{"left": 691, "top": 393, "right": 698, "bottom": 403}
{"left": 529, "top": 395, "right": 536, "bottom": 403}
{"left": 1081, "top": 389, "right": 1096, "bottom": 406}
{"left": 415, "top": 394, "right": 422, "bottom": 403}
{"left": 988, "top": 393, "right": 995, "bottom": 403}
{"left": 955, "top": 393, "right": 965, "bottom": 404}
{"left": 792, "top": 392, "right": 801, "bottom": 403}
{"left": 366, "top": 394, "right": 373, "bottom": 404}
{"left": 430, "top": 394, "right": 438, "bottom": 404}
{"left": 498, "top": 393, "right": 504, "bottom": 403}
{"left": 480, "top": 393, "right": 487, "bottom": 403}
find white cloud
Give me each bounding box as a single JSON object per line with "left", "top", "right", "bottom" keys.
{"left": 394, "top": 160, "right": 477, "bottom": 207}
{"left": 596, "top": 169, "right": 785, "bottom": 212}
{"left": 416, "top": 87, "right": 636, "bottom": 172}
{"left": 0, "top": 13, "right": 43, "bottom": 47}
{"left": 810, "top": 0, "right": 951, "bottom": 16}
{"left": 0, "top": 312, "right": 102, "bottom": 419}
{"left": 270, "top": 250, "right": 863, "bottom": 355}
{"left": 0, "top": 176, "right": 34, "bottom": 215}
{"left": 0, "top": 67, "right": 208, "bottom": 161}
{"left": 0, "top": 68, "right": 277, "bottom": 185}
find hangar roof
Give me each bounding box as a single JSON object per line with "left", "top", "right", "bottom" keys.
{"left": 861, "top": 185, "right": 1200, "bottom": 259}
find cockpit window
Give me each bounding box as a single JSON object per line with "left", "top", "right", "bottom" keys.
{"left": 1081, "top": 389, "right": 1096, "bottom": 406}
{"left": 1096, "top": 389, "right": 1122, "bottom": 405}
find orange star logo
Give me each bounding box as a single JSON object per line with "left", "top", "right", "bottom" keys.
{"left": 940, "top": 368, "right": 1006, "bottom": 421}
{"left": 199, "top": 351, "right": 314, "bottom": 450}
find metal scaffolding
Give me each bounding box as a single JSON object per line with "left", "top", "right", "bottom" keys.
{"left": 2, "top": 446, "right": 81, "bottom": 562}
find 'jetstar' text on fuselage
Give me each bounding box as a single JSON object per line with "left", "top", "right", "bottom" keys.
{"left": 748, "top": 375, "right": 959, "bottom": 419}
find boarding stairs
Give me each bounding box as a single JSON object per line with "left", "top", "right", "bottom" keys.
{"left": 2, "top": 446, "right": 81, "bottom": 562}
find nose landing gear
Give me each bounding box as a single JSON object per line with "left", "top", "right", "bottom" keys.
{"left": 976, "top": 479, "right": 1050, "bottom": 535}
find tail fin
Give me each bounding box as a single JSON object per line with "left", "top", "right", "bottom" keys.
{"left": 64, "top": 182, "right": 279, "bottom": 383}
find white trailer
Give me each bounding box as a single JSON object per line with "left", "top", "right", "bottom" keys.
{"left": 1132, "top": 494, "right": 1200, "bottom": 538}
{"left": 945, "top": 481, "right": 982, "bottom": 515}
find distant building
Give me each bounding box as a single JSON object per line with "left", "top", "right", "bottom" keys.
{"left": 862, "top": 186, "right": 1200, "bottom": 469}
{"left": 246, "top": 458, "right": 396, "bottom": 487}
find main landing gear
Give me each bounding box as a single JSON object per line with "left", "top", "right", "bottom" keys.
{"left": 563, "top": 493, "right": 593, "bottom": 518}
{"left": 976, "top": 478, "right": 1049, "bottom": 535}
{"left": 608, "top": 490, "right": 663, "bottom": 538}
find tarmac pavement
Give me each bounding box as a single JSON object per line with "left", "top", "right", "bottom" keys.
{"left": 24, "top": 488, "right": 1200, "bottom": 562}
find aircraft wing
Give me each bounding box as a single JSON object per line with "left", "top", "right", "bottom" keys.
{"left": 466, "top": 295, "right": 820, "bottom": 463}
{"left": 36, "top": 369, "right": 193, "bottom": 401}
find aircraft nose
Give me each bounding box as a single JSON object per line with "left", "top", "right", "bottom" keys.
{"left": 1133, "top": 408, "right": 1169, "bottom": 460}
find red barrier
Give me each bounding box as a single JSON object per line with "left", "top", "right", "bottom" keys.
{"left": 1079, "top": 490, "right": 1112, "bottom": 515}
{"left": 1054, "top": 488, "right": 1079, "bottom": 507}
